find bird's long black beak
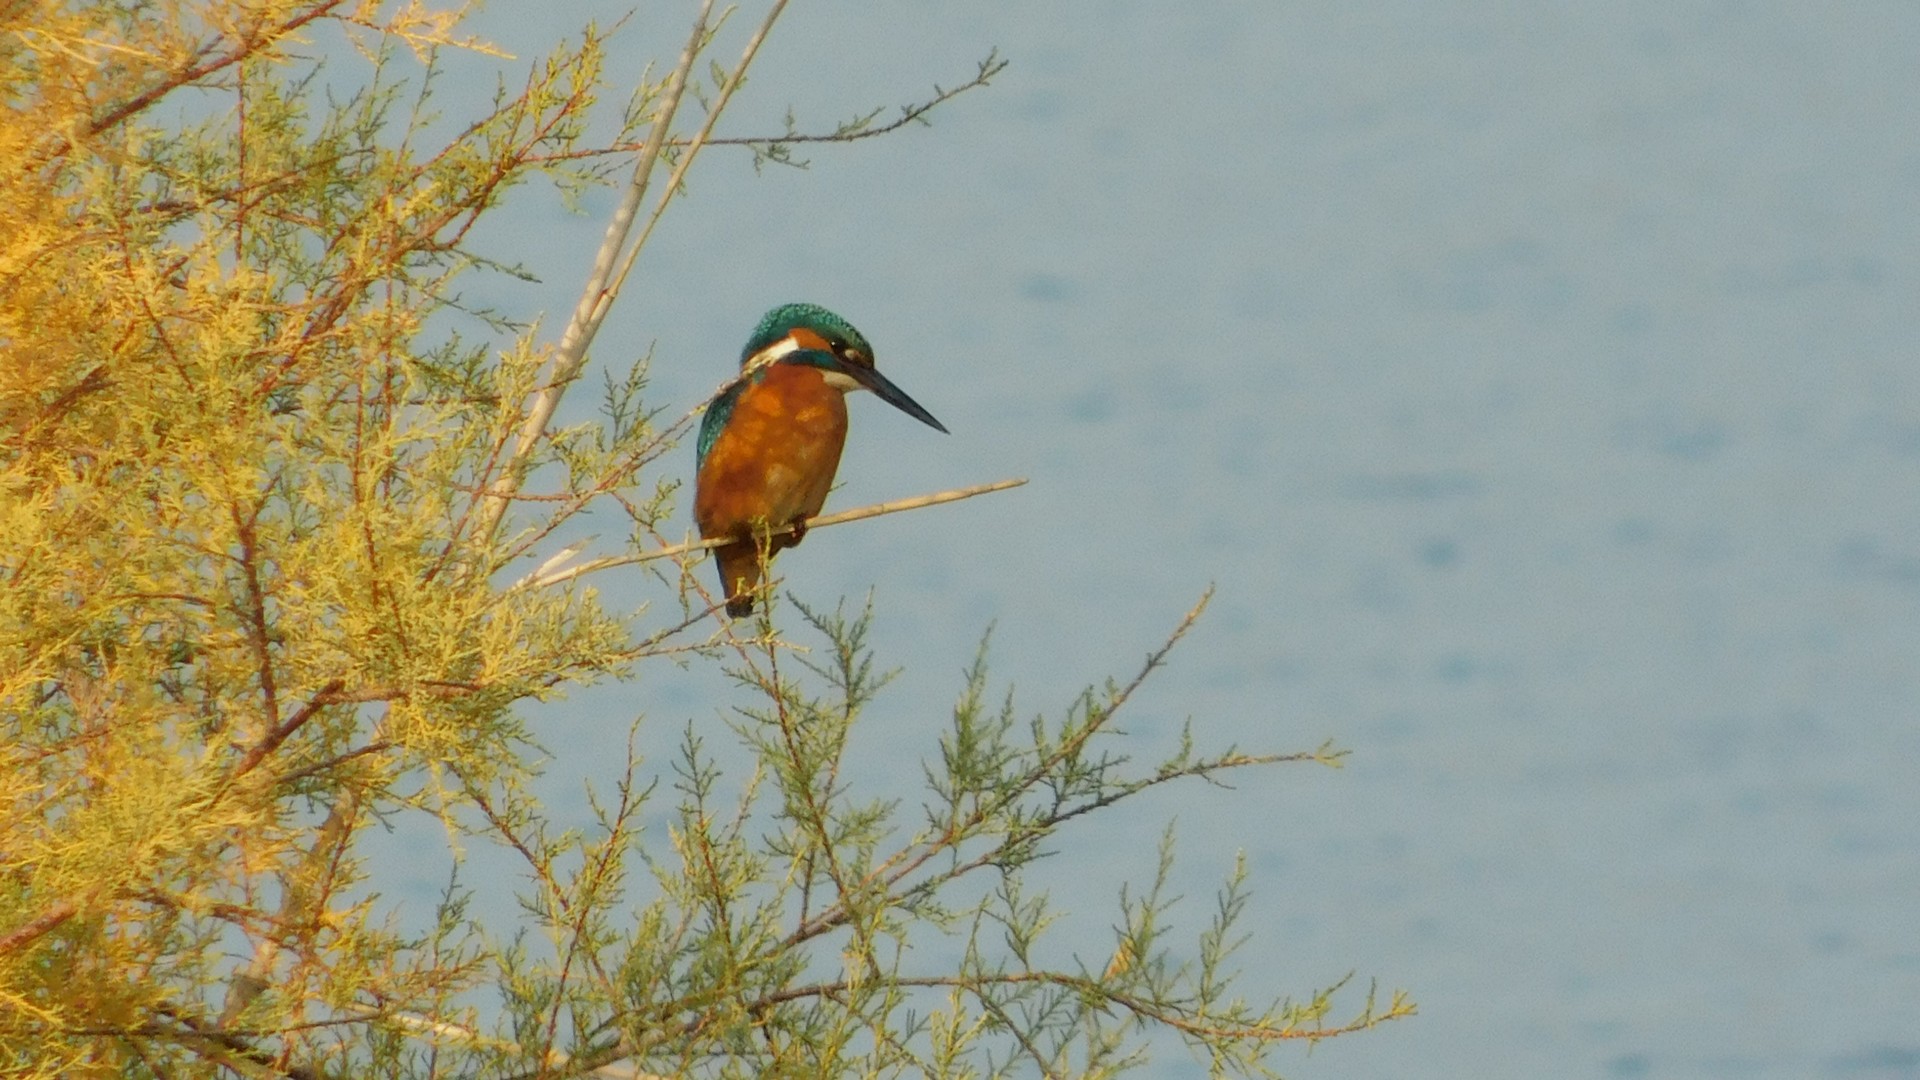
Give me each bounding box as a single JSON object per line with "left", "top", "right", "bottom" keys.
{"left": 847, "top": 363, "right": 949, "bottom": 433}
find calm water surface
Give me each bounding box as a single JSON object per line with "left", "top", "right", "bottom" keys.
{"left": 388, "top": 4, "right": 1920, "bottom": 1076}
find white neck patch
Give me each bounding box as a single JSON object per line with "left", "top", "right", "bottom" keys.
{"left": 742, "top": 334, "right": 802, "bottom": 377}
{"left": 821, "top": 369, "right": 864, "bottom": 393}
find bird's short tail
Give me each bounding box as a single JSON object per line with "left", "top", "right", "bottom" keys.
{"left": 713, "top": 541, "right": 763, "bottom": 617}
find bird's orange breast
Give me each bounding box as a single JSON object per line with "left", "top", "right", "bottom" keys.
{"left": 694, "top": 363, "right": 850, "bottom": 540}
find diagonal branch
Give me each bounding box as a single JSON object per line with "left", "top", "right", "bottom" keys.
{"left": 472, "top": 1, "right": 716, "bottom": 545}
{"left": 476, "top": 1, "right": 793, "bottom": 549}
{"left": 517, "top": 477, "right": 1026, "bottom": 589}
{"left": 0, "top": 902, "right": 78, "bottom": 956}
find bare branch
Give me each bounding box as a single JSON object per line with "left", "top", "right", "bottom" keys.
{"left": 520, "top": 51, "right": 1008, "bottom": 169}
{"left": 473, "top": 1, "right": 717, "bottom": 544}
{"left": 520, "top": 477, "right": 1027, "bottom": 589}
{"left": 700, "top": 51, "right": 1008, "bottom": 154}
{"left": 0, "top": 902, "right": 78, "bottom": 956}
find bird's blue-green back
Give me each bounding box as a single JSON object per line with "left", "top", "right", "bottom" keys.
{"left": 696, "top": 379, "right": 748, "bottom": 468}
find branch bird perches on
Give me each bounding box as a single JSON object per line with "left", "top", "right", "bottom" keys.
{"left": 517, "top": 477, "right": 1028, "bottom": 590}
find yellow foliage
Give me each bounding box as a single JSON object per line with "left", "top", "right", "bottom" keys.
{"left": 0, "top": 2, "right": 627, "bottom": 1070}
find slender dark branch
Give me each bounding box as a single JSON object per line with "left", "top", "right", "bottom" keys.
{"left": 229, "top": 497, "right": 282, "bottom": 742}
{"left": 308, "top": 680, "right": 487, "bottom": 705}
{"left": 272, "top": 742, "right": 394, "bottom": 788}
{"left": 735, "top": 969, "right": 1411, "bottom": 1042}
{"left": 233, "top": 679, "right": 345, "bottom": 778}
{"left": 695, "top": 51, "right": 1006, "bottom": 151}
{"left": 150, "top": 1002, "right": 329, "bottom": 1080}
{"left": 40, "top": 2, "right": 353, "bottom": 164}
{"left": 790, "top": 591, "right": 1215, "bottom": 942}
{"left": 522, "top": 51, "right": 1008, "bottom": 167}
{"left": 979, "top": 993, "right": 1065, "bottom": 1079}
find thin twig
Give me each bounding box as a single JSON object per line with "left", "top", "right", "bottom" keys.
{"left": 520, "top": 477, "right": 1026, "bottom": 589}
{"left": 696, "top": 50, "right": 1005, "bottom": 151}
{"left": 601, "top": 2, "right": 791, "bottom": 314}
{"left": 521, "top": 51, "right": 1007, "bottom": 167}
{"left": 473, "top": 1, "right": 714, "bottom": 545}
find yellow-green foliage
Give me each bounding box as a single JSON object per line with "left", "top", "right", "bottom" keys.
{"left": 1, "top": 3, "right": 634, "bottom": 1072}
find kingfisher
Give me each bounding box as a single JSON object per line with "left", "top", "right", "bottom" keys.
{"left": 694, "top": 303, "right": 948, "bottom": 617}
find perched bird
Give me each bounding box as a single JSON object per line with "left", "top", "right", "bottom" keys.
{"left": 694, "top": 303, "right": 948, "bottom": 616}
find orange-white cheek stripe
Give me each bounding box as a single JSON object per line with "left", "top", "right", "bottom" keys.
{"left": 787, "top": 328, "right": 833, "bottom": 351}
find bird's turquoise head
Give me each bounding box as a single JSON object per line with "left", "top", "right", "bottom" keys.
{"left": 740, "top": 302, "right": 874, "bottom": 368}
{"left": 734, "top": 303, "right": 947, "bottom": 436}
{"left": 699, "top": 303, "right": 947, "bottom": 467}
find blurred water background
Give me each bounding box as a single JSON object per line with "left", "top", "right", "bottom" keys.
{"left": 369, "top": 4, "right": 1920, "bottom": 1077}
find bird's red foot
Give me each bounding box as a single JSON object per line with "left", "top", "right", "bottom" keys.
{"left": 786, "top": 517, "right": 809, "bottom": 546}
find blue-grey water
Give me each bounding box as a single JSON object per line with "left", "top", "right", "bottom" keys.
{"left": 375, "top": 4, "right": 1920, "bottom": 1077}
